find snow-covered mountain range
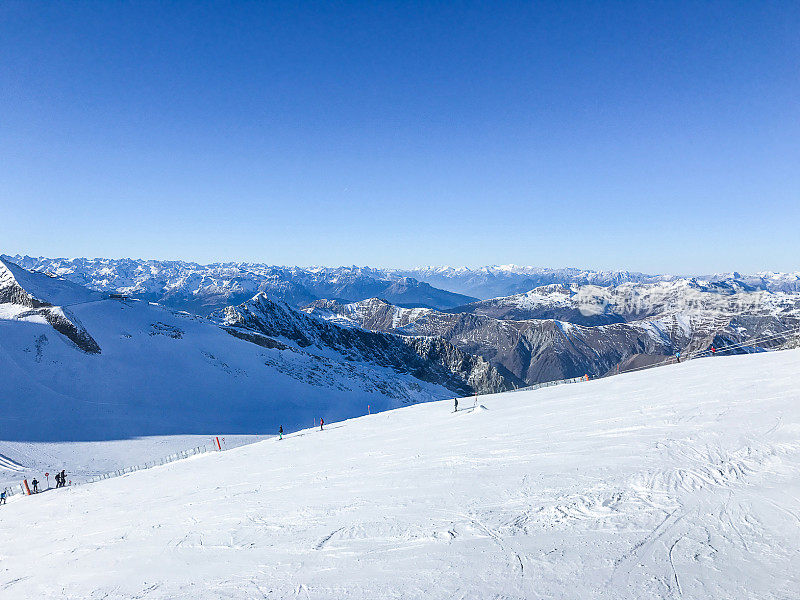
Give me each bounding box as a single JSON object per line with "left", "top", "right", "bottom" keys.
{"left": 392, "top": 265, "right": 670, "bottom": 299}
{"left": 8, "top": 255, "right": 800, "bottom": 311}
{"left": 5, "top": 254, "right": 800, "bottom": 391}
{"left": 4, "top": 256, "right": 477, "bottom": 315}
{"left": 394, "top": 265, "right": 800, "bottom": 298}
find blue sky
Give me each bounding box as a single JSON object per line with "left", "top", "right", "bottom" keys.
{"left": 1, "top": 1, "right": 798, "bottom": 274}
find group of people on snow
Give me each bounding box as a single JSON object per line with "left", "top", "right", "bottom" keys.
{"left": 54, "top": 470, "right": 67, "bottom": 488}
{"left": 30, "top": 470, "right": 67, "bottom": 492}
{"left": 0, "top": 470, "right": 67, "bottom": 506}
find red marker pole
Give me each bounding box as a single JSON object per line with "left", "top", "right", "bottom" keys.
{"left": 23, "top": 479, "right": 31, "bottom": 495}
{"left": 215, "top": 436, "right": 222, "bottom": 451}
{"left": 368, "top": 405, "right": 371, "bottom": 415}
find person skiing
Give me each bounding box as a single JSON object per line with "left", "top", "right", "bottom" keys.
{"left": 710, "top": 346, "right": 717, "bottom": 356}
{"left": 675, "top": 351, "right": 681, "bottom": 363}
{"left": 454, "top": 398, "right": 458, "bottom": 412}
{"left": 32, "top": 478, "right": 39, "bottom": 493}
{"left": 320, "top": 418, "right": 324, "bottom": 431}
{"left": 0, "top": 490, "right": 6, "bottom": 505}
{"left": 279, "top": 426, "right": 283, "bottom": 440}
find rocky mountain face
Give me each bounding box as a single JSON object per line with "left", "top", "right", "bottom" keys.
{"left": 217, "top": 294, "right": 522, "bottom": 395}
{"left": 5, "top": 256, "right": 477, "bottom": 314}
{"left": 304, "top": 280, "right": 800, "bottom": 384}
{"left": 305, "top": 298, "right": 668, "bottom": 383}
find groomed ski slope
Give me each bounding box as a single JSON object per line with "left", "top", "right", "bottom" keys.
{"left": 2, "top": 351, "right": 800, "bottom": 599}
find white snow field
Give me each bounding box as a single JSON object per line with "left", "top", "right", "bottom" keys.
{"left": 2, "top": 350, "right": 800, "bottom": 599}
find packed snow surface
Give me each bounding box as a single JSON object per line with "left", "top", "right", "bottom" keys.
{"left": 2, "top": 351, "right": 800, "bottom": 599}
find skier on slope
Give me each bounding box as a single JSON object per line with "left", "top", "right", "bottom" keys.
{"left": 279, "top": 426, "right": 283, "bottom": 440}
{"left": 32, "top": 478, "right": 39, "bottom": 493}
{"left": 320, "top": 418, "right": 324, "bottom": 431}
{"left": 454, "top": 398, "right": 458, "bottom": 412}
{"left": 675, "top": 351, "right": 681, "bottom": 363}
{"left": 0, "top": 490, "right": 6, "bottom": 505}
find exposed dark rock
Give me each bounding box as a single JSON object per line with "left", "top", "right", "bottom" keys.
{"left": 222, "top": 327, "right": 289, "bottom": 350}
{"left": 217, "top": 294, "right": 522, "bottom": 395}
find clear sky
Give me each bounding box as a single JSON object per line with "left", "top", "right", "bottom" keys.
{"left": 1, "top": 1, "right": 798, "bottom": 274}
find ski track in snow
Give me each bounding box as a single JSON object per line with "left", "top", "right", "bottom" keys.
{"left": 2, "top": 351, "right": 800, "bottom": 598}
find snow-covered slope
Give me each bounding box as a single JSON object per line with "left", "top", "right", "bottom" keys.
{"left": 0, "top": 292, "right": 451, "bottom": 440}
{"left": 0, "top": 260, "right": 515, "bottom": 449}
{"left": 1, "top": 350, "right": 799, "bottom": 598}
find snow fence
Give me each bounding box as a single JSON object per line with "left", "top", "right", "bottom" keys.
{"left": 507, "top": 376, "right": 584, "bottom": 394}
{"left": 83, "top": 445, "right": 212, "bottom": 484}
{"left": 1, "top": 444, "right": 214, "bottom": 500}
